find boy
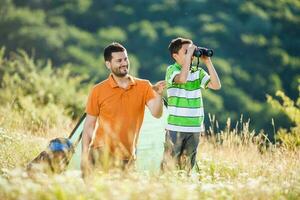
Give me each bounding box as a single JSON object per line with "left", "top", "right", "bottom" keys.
{"left": 162, "top": 37, "right": 221, "bottom": 172}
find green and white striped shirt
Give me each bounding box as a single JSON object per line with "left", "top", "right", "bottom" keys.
{"left": 165, "top": 63, "right": 210, "bottom": 132}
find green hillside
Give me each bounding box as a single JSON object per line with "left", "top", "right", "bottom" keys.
{"left": 1, "top": 0, "right": 299, "bottom": 136}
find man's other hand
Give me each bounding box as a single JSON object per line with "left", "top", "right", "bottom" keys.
{"left": 152, "top": 80, "right": 166, "bottom": 95}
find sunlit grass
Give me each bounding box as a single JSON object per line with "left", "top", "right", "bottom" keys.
{"left": 0, "top": 153, "right": 299, "bottom": 199}
{"left": 0, "top": 109, "right": 299, "bottom": 199}
{"left": 1, "top": 120, "right": 300, "bottom": 200}
{"left": 0, "top": 128, "right": 47, "bottom": 171}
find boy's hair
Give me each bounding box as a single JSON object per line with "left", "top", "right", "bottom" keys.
{"left": 168, "top": 37, "right": 192, "bottom": 59}
{"left": 104, "top": 42, "right": 126, "bottom": 61}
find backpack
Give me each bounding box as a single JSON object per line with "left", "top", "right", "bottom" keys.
{"left": 26, "top": 113, "right": 86, "bottom": 174}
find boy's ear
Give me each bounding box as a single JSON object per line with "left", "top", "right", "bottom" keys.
{"left": 172, "top": 53, "right": 178, "bottom": 60}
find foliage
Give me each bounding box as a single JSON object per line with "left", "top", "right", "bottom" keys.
{"left": 0, "top": 47, "right": 88, "bottom": 133}
{"left": 267, "top": 84, "right": 300, "bottom": 150}
{"left": 0, "top": 0, "right": 299, "bottom": 134}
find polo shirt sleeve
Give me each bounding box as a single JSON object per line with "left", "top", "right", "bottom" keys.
{"left": 166, "top": 65, "right": 180, "bottom": 85}
{"left": 85, "top": 86, "right": 100, "bottom": 116}
{"left": 144, "top": 81, "right": 156, "bottom": 104}
{"left": 199, "top": 68, "right": 211, "bottom": 89}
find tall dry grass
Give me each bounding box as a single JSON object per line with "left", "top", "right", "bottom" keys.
{"left": 0, "top": 114, "right": 299, "bottom": 200}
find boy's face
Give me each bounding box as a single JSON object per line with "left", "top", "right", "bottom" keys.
{"left": 173, "top": 43, "right": 193, "bottom": 66}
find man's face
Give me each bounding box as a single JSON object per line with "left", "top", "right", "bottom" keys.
{"left": 173, "top": 43, "right": 193, "bottom": 66}
{"left": 107, "top": 51, "right": 130, "bottom": 77}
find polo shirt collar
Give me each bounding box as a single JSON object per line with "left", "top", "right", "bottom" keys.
{"left": 174, "top": 62, "right": 182, "bottom": 69}
{"left": 108, "top": 74, "right": 136, "bottom": 88}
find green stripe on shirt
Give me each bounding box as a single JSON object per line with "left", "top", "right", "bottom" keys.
{"left": 168, "top": 115, "right": 204, "bottom": 127}
{"left": 168, "top": 96, "right": 203, "bottom": 108}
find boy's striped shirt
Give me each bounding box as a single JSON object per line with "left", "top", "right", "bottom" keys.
{"left": 165, "top": 63, "right": 210, "bottom": 132}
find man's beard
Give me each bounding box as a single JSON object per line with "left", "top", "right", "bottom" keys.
{"left": 112, "top": 65, "right": 129, "bottom": 77}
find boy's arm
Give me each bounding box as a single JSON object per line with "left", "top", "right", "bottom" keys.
{"left": 173, "top": 44, "right": 196, "bottom": 84}
{"left": 202, "top": 57, "right": 221, "bottom": 90}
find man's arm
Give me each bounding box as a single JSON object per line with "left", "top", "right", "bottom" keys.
{"left": 80, "top": 114, "right": 97, "bottom": 176}
{"left": 202, "top": 57, "right": 221, "bottom": 90}
{"left": 173, "top": 44, "right": 196, "bottom": 84}
{"left": 147, "top": 80, "right": 166, "bottom": 118}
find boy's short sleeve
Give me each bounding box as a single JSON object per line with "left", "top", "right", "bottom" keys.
{"left": 199, "top": 69, "right": 211, "bottom": 89}
{"left": 85, "top": 86, "right": 100, "bottom": 116}
{"left": 166, "top": 65, "right": 180, "bottom": 85}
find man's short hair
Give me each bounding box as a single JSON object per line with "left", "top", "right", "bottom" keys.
{"left": 104, "top": 42, "right": 126, "bottom": 61}
{"left": 168, "top": 37, "right": 192, "bottom": 59}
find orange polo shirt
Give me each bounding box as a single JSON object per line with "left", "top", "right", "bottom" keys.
{"left": 85, "top": 74, "right": 155, "bottom": 160}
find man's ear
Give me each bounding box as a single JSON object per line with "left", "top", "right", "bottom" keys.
{"left": 105, "top": 61, "right": 111, "bottom": 69}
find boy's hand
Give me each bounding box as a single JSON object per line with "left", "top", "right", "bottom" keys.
{"left": 186, "top": 44, "right": 197, "bottom": 57}
{"left": 152, "top": 80, "right": 166, "bottom": 95}
{"left": 201, "top": 55, "right": 212, "bottom": 65}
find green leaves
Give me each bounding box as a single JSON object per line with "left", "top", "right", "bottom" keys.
{"left": 0, "top": 49, "right": 88, "bottom": 132}
{"left": 0, "top": 0, "right": 299, "bottom": 134}
{"left": 267, "top": 86, "right": 300, "bottom": 150}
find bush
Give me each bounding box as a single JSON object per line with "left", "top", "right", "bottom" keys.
{"left": 267, "top": 84, "right": 300, "bottom": 150}
{"left": 0, "top": 47, "right": 88, "bottom": 134}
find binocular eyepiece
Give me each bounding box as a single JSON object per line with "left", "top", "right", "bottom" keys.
{"left": 193, "top": 47, "right": 213, "bottom": 57}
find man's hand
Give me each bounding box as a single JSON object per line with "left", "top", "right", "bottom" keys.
{"left": 80, "top": 156, "right": 92, "bottom": 178}
{"left": 147, "top": 80, "right": 166, "bottom": 118}
{"left": 152, "top": 80, "right": 166, "bottom": 96}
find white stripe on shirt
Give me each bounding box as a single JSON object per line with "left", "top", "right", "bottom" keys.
{"left": 166, "top": 124, "right": 205, "bottom": 132}
{"left": 167, "top": 88, "right": 202, "bottom": 98}
{"left": 168, "top": 106, "right": 204, "bottom": 117}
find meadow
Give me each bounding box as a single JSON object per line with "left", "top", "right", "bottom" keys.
{"left": 0, "top": 111, "right": 299, "bottom": 200}
{"left": 0, "top": 49, "right": 299, "bottom": 199}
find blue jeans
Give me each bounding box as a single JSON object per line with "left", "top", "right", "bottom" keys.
{"left": 161, "top": 130, "right": 200, "bottom": 171}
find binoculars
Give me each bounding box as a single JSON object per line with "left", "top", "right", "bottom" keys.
{"left": 193, "top": 47, "right": 213, "bottom": 57}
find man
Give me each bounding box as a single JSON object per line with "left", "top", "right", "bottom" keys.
{"left": 161, "top": 37, "right": 221, "bottom": 172}
{"left": 81, "top": 42, "right": 165, "bottom": 176}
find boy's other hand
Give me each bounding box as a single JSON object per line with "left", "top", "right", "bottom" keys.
{"left": 201, "top": 55, "right": 212, "bottom": 65}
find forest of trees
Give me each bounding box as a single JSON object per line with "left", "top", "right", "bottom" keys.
{"left": 0, "top": 0, "right": 299, "bottom": 137}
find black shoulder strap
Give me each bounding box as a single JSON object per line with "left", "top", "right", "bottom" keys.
{"left": 68, "top": 113, "right": 86, "bottom": 140}
{"left": 68, "top": 113, "right": 86, "bottom": 149}
{"left": 163, "top": 97, "right": 168, "bottom": 108}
